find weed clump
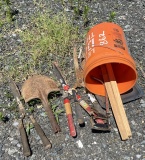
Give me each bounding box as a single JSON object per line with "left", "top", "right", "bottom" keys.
{"left": 20, "top": 12, "right": 79, "bottom": 65}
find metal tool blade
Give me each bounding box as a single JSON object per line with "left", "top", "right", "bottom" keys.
{"left": 53, "top": 62, "right": 66, "bottom": 85}
{"left": 9, "top": 78, "right": 25, "bottom": 115}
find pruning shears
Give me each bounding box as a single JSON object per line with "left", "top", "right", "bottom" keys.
{"left": 53, "top": 62, "right": 110, "bottom": 135}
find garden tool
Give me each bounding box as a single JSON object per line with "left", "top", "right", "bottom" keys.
{"left": 9, "top": 78, "right": 31, "bottom": 157}
{"left": 73, "top": 47, "right": 85, "bottom": 126}
{"left": 53, "top": 62, "right": 110, "bottom": 131}
{"left": 73, "top": 47, "right": 110, "bottom": 131}
{"left": 53, "top": 63, "right": 76, "bottom": 137}
{"left": 21, "top": 75, "right": 61, "bottom": 133}
{"left": 9, "top": 79, "right": 52, "bottom": 155}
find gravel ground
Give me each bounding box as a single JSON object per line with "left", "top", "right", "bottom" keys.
{"left": 0, "top": 0, "right": 145, "bottom": 160}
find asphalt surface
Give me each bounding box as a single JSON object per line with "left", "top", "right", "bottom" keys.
{"left": 0, "top": 0, "right": 145, "bottom": 160}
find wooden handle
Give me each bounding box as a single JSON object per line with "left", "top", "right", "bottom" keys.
{"left": 64, "top": 98, "right": 76, "bottom": 137}
{"left": 41, "top": 95, "right": 61, "bottom": 133}
{"left": 29, "top": 115, "right": 52, "bottom": 149}
{"left": 101, "top": 64, "right": 131, "bottom": 140}
{"left": 18, "top": 119, "right": 31, "bottom": 156}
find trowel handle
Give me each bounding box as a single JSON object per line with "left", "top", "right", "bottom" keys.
{"left": 64, "top": 98, "right": 76, "bottom": 137}
{"left": 18, "top": 119, "right": 31, "bottom": 157}
{"left": 30, "top": 115, "right": 52, "bottom": 149}
{"left": 41, "top": 96, "right": 61, "bottom": 133}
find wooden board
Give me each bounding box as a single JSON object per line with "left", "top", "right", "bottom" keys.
{"left": 101, "top": 64, "right": 131, "bottom": 140}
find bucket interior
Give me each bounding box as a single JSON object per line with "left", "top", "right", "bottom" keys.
{"left": 85, "top": 62, "right": 137, "bottom": 96}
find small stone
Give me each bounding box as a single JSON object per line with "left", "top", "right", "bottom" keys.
{"left": 140, "top": 140, "right": 145, "bottom": 145}
{"left": 9, "top": 137, "right": 14, "bottom": 141}
{"left": 40, "top": 112, "right": 47, "bottom": 117}
{"left": 65, "top": 135, "right": 69, "bottom": 141}
{"left": 124, "top": 25, "right": 132, "bottom": 32}
{"left": 30, "top": 154, "right": 36, "bottom": 160}
{"left": 64, "top": 7, "right": 70, "bottom": 12}
{"left": 37, "top": 104, "right": 43, "bottom": 109}
{"left": 16, "top": 143, "right": 21, "bottom": 148}
{"left": 8, "top": 148, "right": 17, "bottom": 155}
{"left": 16, "top": 39, "right": 22, "bottom": 44}
{"left": 140, "top": 99, "right": 145, "bottom": 104}
{"left": 35, "top": 135, "right": 41, "bottom": 140}
{"left": 131, "top": 120, "right": 136, "bottom": 125}
{"left": 141, "top": 104, "right": 145, "bottom": 107}
{"left": 123, "top": 156, "right": 130, "bottom": 160}
{"left": 118, "top": 15, "right": 126, "bottom": 20}
{"left": 62, "top": 143, "right": 66, "bottom": 147}
{"left": 93, "top": 141, "right": 97, "bottom": 144}
{"left": 12, "top": 33, "right": 17, "bottom": 37}
{"left": 137, "top": 132, "right": 142, "bottom": 136}
{"left": 11, "top": 140, "right": 19, "bottom": 145}
{"left": 12, "top": 121, "right": 19, "bottom": 127}
{"left": 76, "top": 140, "right": 83, "bottom": 148}
{"left": 136, "top": 154, "right": 141, "bottom": 159}
{"left": 87, "top": 144, "right": 91, "bottom": 148}
{"left": 113, "top": 128, "right": 118, "bottom": 132}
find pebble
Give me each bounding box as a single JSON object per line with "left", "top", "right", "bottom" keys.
{"left": 137, "top": 132, "right": 142, "bottom": 137}
{"left": 12, "top": 34, "right": 17, "bottom": 37}
{"left": 113, "top": 128, "right": 118, "bottom": 132}
{"left": 141, "top": 104, "right": 145, "bottom": 107}
{"left": 93, "top": 141, "right": 97, "bottom": 144}
{"left": 76, "top": 140, "right": 83, "bottom": 148}
{"left": 30, "top": 154, "right": 36, "bottom": 160}
{"left": 37, "top": 104, "right": 43, "bottom": 109}
{"left": 40, "top": 112, "right": 47, "bottom": 117}
{"left": 140, "top": 99, "right": 145, "bottom": 104}
{"left": 118, "top": 15, "right": 126, "bottom": 20}
{"left": 136, "top": 154, "right": 142, "bottom": 159}
{"left": 65, "top": 135, "right": 69, "bottom": 141}
{"left": 11, "top": 140, "right": 19, "bottom": 145}
{"left": 35, "top": 135, "right": 41, "bottom": 140}
{"left": 9, "top": 137, "right": 14, "bottom": 141}
{"left": 140, "top": 140, "right": 145, "bottom": 145}
{"left": 12, "top": 121, "right": 19, "bottom": 127}
{"left": 8, "top": 148, "right": 18, "bottom": 155}
{"left": 131, "top": 120, "right": 136, "bottom": 125}
{"left": 16, "top": 143, "right": 21, "bottom": 148}
{"left": 123, "top": 156, "right": 131, "bottom": 160}
{"left": 124, "top": 25, "right": 132, "bottom": 31}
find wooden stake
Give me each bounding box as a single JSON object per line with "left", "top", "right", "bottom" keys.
{"left": 101, "top": 64, "right": 131, "bottom": 140}
{"left": 105, "top": 64, "right": 132, "bottom": 137}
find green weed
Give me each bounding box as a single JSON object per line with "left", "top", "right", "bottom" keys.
{"left": 0, "top": 111, "right": 9, "bottom": 122}
{"left": 26, "top": 122, "right": 34, "bottom": 135}
{"left": 20, "top": 11, "right": 78, "bottom": 68}
{"left": 0, "top": 0, "right": 15, "bottom": 27}
{"left": 108, "top": 11, "right": 116, "bottom": 22}
{"left": 0, "top": 112, "right": 5, "bottom": 121}
{"left": 51, "top": 104, "right": 64, "bottom": 123}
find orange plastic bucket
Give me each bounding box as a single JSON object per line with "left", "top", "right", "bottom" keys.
{"left": 83, "top": 22, "right": 137, "bottom": 96}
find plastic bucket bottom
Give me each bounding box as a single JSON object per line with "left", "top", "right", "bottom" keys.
{"left": 83, "top": 22, "right": 137, "bottom": 96}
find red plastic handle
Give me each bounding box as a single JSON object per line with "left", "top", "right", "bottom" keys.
{"left": 67, "top": 114, "right": 76, "bottom": 137}
{"left": 64, "top": 98, "right": 76, "bottom": 137}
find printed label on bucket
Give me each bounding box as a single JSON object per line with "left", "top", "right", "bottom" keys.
{"left": 86, "top": 30, "right": 109, "bottom": 60}
{"left": 86, "top": 32, "right": 95, "bottom": 60}
{"left": 85, "top": 26, "right": 128, "bottom": 60}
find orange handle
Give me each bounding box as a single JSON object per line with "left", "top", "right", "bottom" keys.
{"left": 64, "top": 98, "right": 76, "bottom": 137}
